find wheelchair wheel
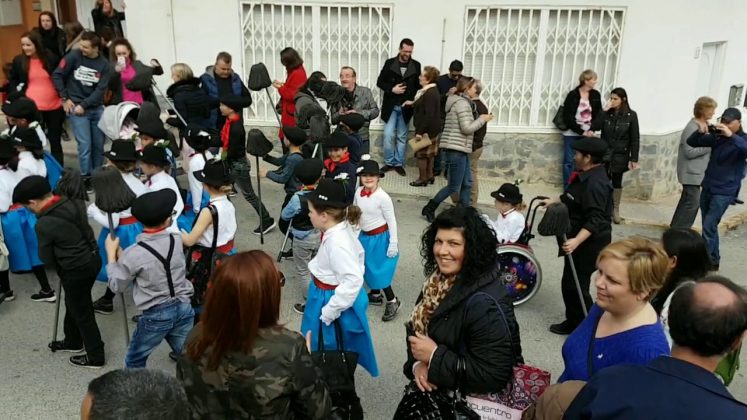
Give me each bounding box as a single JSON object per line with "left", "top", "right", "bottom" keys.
{"left": 496, "top": 245, "right": 542, "bottom": 306}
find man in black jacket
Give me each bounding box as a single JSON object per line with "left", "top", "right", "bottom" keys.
{"left": 14, "top": 175, "right": 105, "bottom": 368}
{"left": 376, "top": 38, "right": 421, "bottom": 176}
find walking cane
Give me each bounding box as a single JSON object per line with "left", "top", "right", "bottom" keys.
{"left": 277, "top": 220, "right": 293, "bottom": 262}
{"left": 562, "top": 234, "right": 588, "bottom": 317}
{"left": 51, "top": 278, "right": 63, "bottom": 346}
{"left": 246, "top": 129, "right": 275, "bottom": 246}
{"left": 151, "top": 80, "right": 188, "bottom": 128}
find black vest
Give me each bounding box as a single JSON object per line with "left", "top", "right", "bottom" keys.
{"left": 292, "top": 195, "right": 314, "bottom": 232}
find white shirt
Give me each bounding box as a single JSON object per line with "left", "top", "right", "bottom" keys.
{"left": 485, "top": 209, "right": 525, "bottom": 244}
{"left": 16, "top": 151, "right": 47, "bottom": 179}
{"left": 0, "top": 167, "right": 19, "bottom": 212}
{"left": 187, "top": 151, "right": 213, "bottom": 214}
{"left": 308, "top": 221, "right": 365, "bottom": 324}
{"left": 353, "top": 186, "right": 398, "bottom": 244}
{"left": 88, "top": 172, "right": 148, "bottom": 229}
{"left": 146, "top": 171, "right": 184, "bottom": 233}
{"left": 197, "top": 195, "right": 237, "bottom": 248}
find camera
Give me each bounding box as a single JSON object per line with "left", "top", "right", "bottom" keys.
{"left": 708, "top": 125, "right": 722, "bottom": 135}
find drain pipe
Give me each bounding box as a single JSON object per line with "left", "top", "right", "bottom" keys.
{"left": 439, "top": 18, "right": 446, "bottom": 71}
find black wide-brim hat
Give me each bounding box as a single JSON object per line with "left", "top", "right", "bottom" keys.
{"left": 356, "top": 158, "right": 384, "bottom": 178}
{"left": 105, "top": 139, "right": 139, "bottom": 162}
{"left": 324, "top": 131, "right": 349, "bottom": 149}
{"left": 247, "top": 62, "right": 272, "bottom": 91}
{"left": 294, "top": 158, "right": 324, "bottom": 186}
{"left": 220, "top": 94, "right": 252, "bottom": 112}
{"left": 132, "top": 189, "right": 177, "bottom": 227}
{"left": 0, "top": 138, "right": 17, "bottom": 160}
{"left": 193, "top": 159, "right": 233, "bottom": 187}
{"left": 491, "top": 183, "right": 522, "bottom": 204}
{"left": 185, "top": 124, "right": 217, "bottom": 151}
{"left": 283, "top": 126, "right": 307, "bottom": 146}
{"left": 139, "top": 144, "right": 170, "bottom": 166}
{"left": 1, "top": 96, "right": 37, "bottom": 120}
{"left": 339, "top": 113, "right": 366, "bottom": 131}
{"left": 572, "top": 136, "right": 608, "bottom": 157}
{"left": 319, "top": 81, "right": 347, "bottom": 104}
{"left": 306, "top": 178, "right": 348, "bottom": 208}
{"left": 136, "top": 118, "right": 169, "bottom": 140}
{"left": 246, "top": 128, "right": 274, "bottom": 157}
{"left": 12, "top": 127, "right": 43, "bottom": 150}
{"left": 13, "top": 175, "right": 50, "bottom": 204}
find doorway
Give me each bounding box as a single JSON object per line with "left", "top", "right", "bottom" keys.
{"left": 696, "top": 41, "right": 727, "bottom": 99}
{"left": 55, "top": 0, "right": 77, "bottom": 24}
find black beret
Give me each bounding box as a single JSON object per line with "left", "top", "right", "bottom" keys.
{"left": 283, "top": 126, "right": 307, "bottom": 146}
{"left": 13, "top": 175, "right": 51, "bottom": 203}
{"left": 0, "top": 138, "right": 17, "bottom": 160}
{"left": 131, "top": 189, "right": 177, "bottom": 227}
{"left": 324, "top": 131, "right": 349, "bottom": 149}
{"left": 294, "top": 158, "right": 324, "bottom": 185}
{"left": 338, "top": 113, "right": 366, "bottom": 131}
{"left": 1, "top": 97, "right": 37, "bottom": 120}
{"left": 572, "top": 136, "right": 608, "bottom": 157}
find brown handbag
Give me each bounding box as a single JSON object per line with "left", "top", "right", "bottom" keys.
{"left": 409, "top": 133, "right": 432, "bottom": 154}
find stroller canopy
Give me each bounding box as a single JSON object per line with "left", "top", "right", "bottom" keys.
{"left": 98, "top": 101, "right": 141, "bottom": 140}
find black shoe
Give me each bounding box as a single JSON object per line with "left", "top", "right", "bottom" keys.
{"left": 433, "top": 169, "right": 441, "bottom": 177}
{"left": 421, "top": 200, "right": 438, "bottom": 223}
{"left": 31, "top": 289, "right": 56, "bottom": 302}
{"left": 1, "top": 290, "right": 15, "bottom": 301}
{"left": 381, "top": 165, "right": 394, "bottom": 173}
{"left": 253, "top": 219, "right": 277, "bottom": 235}
{"left": 293, "top": 303, "right": 306, "bottom": 314}
{"left": 48, "top": 340, "right": 84, "bottom": 353}
{"left": 131, "top": 314, "right": 141, "bottom": 323}
{"left": 382, "top": 298, "right": 401, "bottom": 322}
{"left": 734, "top": 198, "right": 744, "bottom": 205}
{"left": 368, "top": 292, "right": 384, "bottom": 306}
{"left": 280, "top": 248, "right": 294, "bottom": 259}
{"left": 409, "top": 179, "right": 429, "bottom": 187}
{"left": 93, "top": 297, "right": 114, "bottom": 315}
{"left": 549, "top": 320, "right": 577, "bottom": 335}
{"left": 69, "top": 354, "right": 104, "bottom": 369}
{"left": 169, "top": 351, "right": 179, "bottom": 362}
{"left": 428, "top": 177, "right": 435, "bottom": 185}
{"left": 394, "top": 166, "right": 406, "bottom": 176}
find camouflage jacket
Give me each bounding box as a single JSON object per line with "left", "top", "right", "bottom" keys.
{"left": 177, "top": 327, "right": 331, "bottom": 419}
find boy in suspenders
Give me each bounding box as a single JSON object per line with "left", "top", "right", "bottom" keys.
{"left": 105, "top": 189, "right": 195, "bottom": 368}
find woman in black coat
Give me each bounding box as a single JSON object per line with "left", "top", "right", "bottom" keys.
{"left": 166, "top": 63, "right": 217, "bottom": 133}
{"left": 35, "top": 11, "right": 66, "bottom": 60}
{"left": 561, "top": 69, "right": 603, "bottom": 186}
{"left": 404, "top": 206, "right": 522, "bottom": 398}
{"left": 600, "top": 87, "right": 639, "bottom": 224}
{"left": 92, "top": 0, "right": 126, "bottom": 38}
{"left": 106, "top": 38, "right": 162, "bottom": 107}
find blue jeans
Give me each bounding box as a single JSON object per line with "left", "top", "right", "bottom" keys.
{"left": 383, "top": 106, "right": 408, "bottom": 167}
{"left": 563, "top": 135, "right": 582, "bottom": 186}
{"left": 69, "top": 106, "right": 105, "bottom": 176}
{"left": 700, "top": 190, "right": 733, "bottom": 266}
{"left": 124, "top": 300, "right": 194, "bottom": 368}
{"left": 433, "top": 150, "right": 472, "bottom": 206}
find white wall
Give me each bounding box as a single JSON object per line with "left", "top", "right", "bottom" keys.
{"left": 125, "top": 0, "right": 747, "bottom": 134}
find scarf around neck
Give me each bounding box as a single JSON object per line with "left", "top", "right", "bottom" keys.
{"left": 324, "top": 151, "right": 350, "bottom": 174}
{"left": 410, "top": 270, "right": 458, "bottom": 335}
{"left": 413, "top": 83, "right": 437, "bottom": 103}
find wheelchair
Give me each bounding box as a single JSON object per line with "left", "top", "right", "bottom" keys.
{"left": 496, "top": 195, "right": 548, "bottom": 306}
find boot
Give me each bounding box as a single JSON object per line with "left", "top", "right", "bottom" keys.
{"left": 612, "top": 188, "right": 623, "bottom": 224}
{"left": 422, "top": 200, "right": 438, "bottom": 223}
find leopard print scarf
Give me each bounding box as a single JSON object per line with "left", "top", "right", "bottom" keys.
{"left": 410, "top": 271, "right": 458, "bottom": 335}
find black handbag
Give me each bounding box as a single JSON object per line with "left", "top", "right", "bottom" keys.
{"left": 310, "top": 320, "right": 363, "bottom": 420}
{"left": 553, "top": 105, "right": 567, "bottom": 131}
{"left": 185, "top": 205, "right": 228, "bottom": 307}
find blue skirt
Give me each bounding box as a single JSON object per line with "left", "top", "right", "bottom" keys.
{"left": 301, "top": 282, "right": 379, "bottom": 377}
{"left": 96, "top": 222, "right": 144, "bottom": 281}
{"left": 177, "top": 191, "right": 210, "bottom": 233}
{"left": 43, "top": 151, "right": 63, "bottom": 190}
{"left": 1, "top": 207, "right": 42, "bottom": 272}
{"left": 359, "top": 230, "right": 399, "bottom": 290}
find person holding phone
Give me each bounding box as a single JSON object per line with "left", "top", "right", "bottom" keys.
{"left": 106, "top": 38, "right": 162, "bottom": 107}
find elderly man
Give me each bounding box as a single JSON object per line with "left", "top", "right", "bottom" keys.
{"left": 565, "top": 275, "right": 747, "bottom": 419}
{"left": 330, "top": 66, "right": 379, "bottom": 155}
{"left": 200, "top": 51, "right": 252, "bottom": 129}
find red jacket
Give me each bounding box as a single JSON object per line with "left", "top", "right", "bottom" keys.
{"left": 278, "top": 65, "right": 307, "bottom": 139}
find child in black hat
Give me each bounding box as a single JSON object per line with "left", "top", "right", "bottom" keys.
{"left": 182, "top": 125, "right": 217, "bottom": 232}
{"left": 337, "top": 112, "right": 366, "bottom": 164}
{"left": 91, "top": 140, "right": 149, "bottom": 314}
{"left": 484, "top": 182, "right": 526, "bottom": 244}
{"left": 353, "top": 158, "right": 401, "bottom": 321}
{"left": 261, "top": 126, "right": 306, "bottom": 234}
{"left": 139, "top": 144, "right": 185, "bottom": 233}
{"left": 105, "top": 189, "right": 195, "bottom": 367}
{"left": 218, "top": 93, "right": 275, "bottom": 235}
{"left": 280, "top": 158, "right": 324, "bottom": 313}
{"left": 135, "top": 117, "right": 178, "bottom": 179}
{"left": 323, "top": 131, "right": 357, "bottom": 204}
{"left": 13, "top": 175, "right": 105, "bottom": 368}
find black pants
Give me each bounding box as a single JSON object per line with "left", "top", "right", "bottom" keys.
{"left": 561, "top": 234, "right": 610, "bottom": 327}
{"left": 60, "top": 258, "right": 105, "bottom": 363}
{"left": 670, "top": 184, "right": 701, "bottom": 229}
{"left": 279, "top": 192, "right": 294, "bottom": 234}
{"left": 40, "top": 108, "right": 66, "bottom": 166}
{"left": 609, "top": 171, "right": 624, "bottom": 189}
{"left": 229, "top": 156, "right": 273, "bottom": 226}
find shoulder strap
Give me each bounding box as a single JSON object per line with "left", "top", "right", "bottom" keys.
{"left": 137, "top": 235, "right": 176, "bottom": 298}
{"left": 463, "top": 291, "right": 516, "bottom": 361}
{"left": 587, "top": 310, "right": 602, "bottom": 377}
{"left": 208, "top": 204, "right": 219, "bottom": 250}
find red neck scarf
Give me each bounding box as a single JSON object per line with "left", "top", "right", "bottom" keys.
{"left": 360, "top": 186, "right": 377, "bottom": 197}
{"left": 568, "top": 171, "right": 581, "bottom": 185}
{"left": 500, "top": 208, "right": 516, "bottom": 218}
{"left": 324, "top": 151, "right": 350, "bottom": 174}
{"left": 39, "top": 195, "right": 62, "bottom": 213}
{"left": 143, "top": 227, "right": 167, "bottom": 234}
{"left": 299, "top": 185, "right": 316, "bottom": 191}
{"left": 220, "top": 113, "right": 240, "bottom": 150}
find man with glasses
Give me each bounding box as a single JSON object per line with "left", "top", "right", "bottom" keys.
{"left": 331, "top": 66, "right": 379, "bottom": 154}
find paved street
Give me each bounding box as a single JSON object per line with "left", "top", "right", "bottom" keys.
{"left": 1, "top": 174, "right": 746, "bottom": 419}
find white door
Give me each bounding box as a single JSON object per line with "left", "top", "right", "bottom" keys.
{"left": 696, "top": 42, "right": 727, "bottom": 99}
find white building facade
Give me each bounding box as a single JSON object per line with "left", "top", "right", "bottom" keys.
{"left": 116, "top": 0, "right": 747, "bottom": 198}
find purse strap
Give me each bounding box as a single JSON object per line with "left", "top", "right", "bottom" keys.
{"left": 462, "top": 291, "right": 517, "bottom": 362}
{"left": 316, "top": 319, "right": 345, "bottom": 352}
{"left": 587, "top": 310, "right": 602, "bottom": 377}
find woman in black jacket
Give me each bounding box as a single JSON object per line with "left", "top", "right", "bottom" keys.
{"left": 561, "top": 69, "right": 603, "bottom": 186}
{"left": 35, "top": 11, "right": 66, "bottom": 60}
{"left": 600, "top": 87, "right": 639, "bottom": 224}
{"left": 166, "top": 63, "right": 217, "bottom": 133}
{"left": 91, "top": 0, "right": 125, "bottom": 38}
{"left": 106, "top": 38, "right": 162, "bottom": 107}
{"left": 404, "top": 206, "right": 522, "bottom": 398}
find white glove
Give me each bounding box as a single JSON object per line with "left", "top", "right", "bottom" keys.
{"left": 387, "top": 242, "right": 399, "bottom": 258}
{"left": 319, "top": 309, "right": 335, "bottom": 326}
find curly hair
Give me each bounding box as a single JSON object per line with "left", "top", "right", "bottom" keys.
{"left": 420, "top": 206, "right": 498, "bottom": 282}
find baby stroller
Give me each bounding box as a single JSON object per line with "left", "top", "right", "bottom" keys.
{"left": 98, "top": 101, "right": 140, "bottom": 143}
{"left": 497, "top": 195, "right": 548, "bottom": 306}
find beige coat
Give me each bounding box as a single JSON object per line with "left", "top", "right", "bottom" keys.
{"left": 439, "top": 94, "right": 485, "bottom": 154}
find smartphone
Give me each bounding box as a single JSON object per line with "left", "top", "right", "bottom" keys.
{"left": 117, "top": 56, "right": 126, "bottom": 67}
{"left": 405, "top": 321, "right": 415, "bottom": 337}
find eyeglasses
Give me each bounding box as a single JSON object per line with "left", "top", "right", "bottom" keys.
{"left": 278, "top": 270, "right": 286, "bottom": 287}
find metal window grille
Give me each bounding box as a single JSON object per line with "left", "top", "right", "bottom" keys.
{"left": 241, "top": 2, "right": 392, "bottom": 125}
{"left": 463, "top": 7, "right": 625, "bottom": 128}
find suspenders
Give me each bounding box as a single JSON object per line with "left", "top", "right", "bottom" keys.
{"left": 137, "top": 235, "right": 176, "bottom": 298}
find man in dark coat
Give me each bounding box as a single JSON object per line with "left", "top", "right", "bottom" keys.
{"left": 566, "top": 276, "right": 747, "bottom": 419}
{"left": 376, "top": 38, "right": 421, "bottom": 175}
{"left": 201, "top": 52, "right": 253, "bottom": 130}
{"left": 548, "top": 137, "right": 613, "bottom": 335}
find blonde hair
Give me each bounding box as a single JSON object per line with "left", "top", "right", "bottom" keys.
{"left": 597, "top": 237, "right": 669, "bottom": 300}
{"left": 170, "top": 63, "right": 193, "bottom": 82}
{"left": 578, "top": 69, "right": 598, "bottom": 85}
{"left": 693, "top": 96, "right": 717, "bottom": 119}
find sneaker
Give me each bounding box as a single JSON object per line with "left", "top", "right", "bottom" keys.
{"left": 394, "top": 166, "right": 406, "bottom": 176}
{"left": 382, "top": 298, "right": 401, "bottom": 322}
{"left": 1, "top": 290, "right": 14, "bottom": 301}
{"left": 69, "top": 354, "right": 104, "bottom": 369}
{"left": 549, "top": 320, "right": 577, "bottom": 335}
{"left": 93, "top": 297, "right": 114, "bottom": 315}
{"left": 48, "top": 340, "right": 84, "bottom": 353}
{"left": 293, "top": 303, "right": 306, "bottom": 314}
{"left": 131, "top": 314, "right": 141, "bottom": 323}
{"left": 168, "top": 351, "right": 179, "bottom": 362}
{"left": 368, "top": 292, "right": 384, "bottom": 306}
{"left": 31, "top": 289, "right": 56, "bottom": 302}
{"left": 280, "top": 248, "right": 294, "bottom": 259}
{"left": 253, "top": 219, "right": 276, "bottom": 235}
